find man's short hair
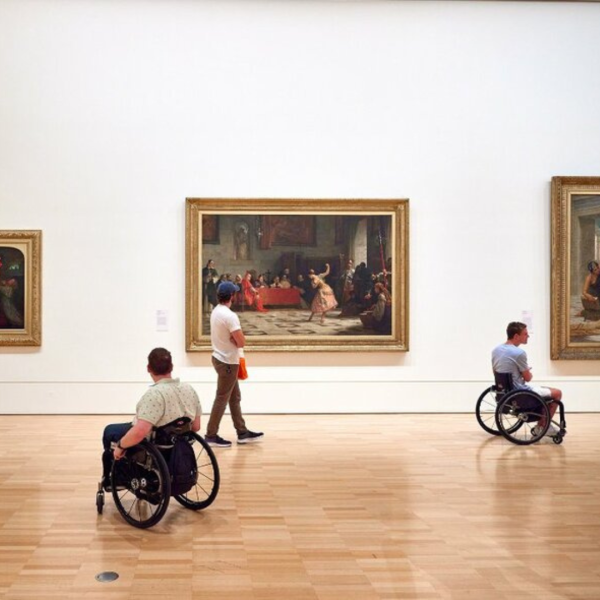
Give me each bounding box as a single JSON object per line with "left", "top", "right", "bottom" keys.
{"left": 506, "top": 321, "right": 527, "bottom": 339}
{"left": 148, "top": 347, "right": 173, "bottom": 375}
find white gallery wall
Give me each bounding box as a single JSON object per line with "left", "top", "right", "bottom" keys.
{"left": 1, "top": 0, "right": 600, "bottom": 414}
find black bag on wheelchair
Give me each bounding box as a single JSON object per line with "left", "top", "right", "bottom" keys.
{"left": 167, "top": 437, "right": 198, "bottom": 496}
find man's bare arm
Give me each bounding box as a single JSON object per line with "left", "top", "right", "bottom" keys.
{"left": 231, "top": 328, "right": 245, "bottom": 348}
{"left": 113, "top": 419, "right": 153, "bottom": 460}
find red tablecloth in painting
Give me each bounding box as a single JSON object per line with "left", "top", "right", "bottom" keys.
{"left": 257, "top": 287, "right": 301, "bottom": 307}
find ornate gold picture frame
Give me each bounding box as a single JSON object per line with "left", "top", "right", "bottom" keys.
{"left": 551, "top": 176, "right": 600, "bottom": 359}
{"left": 0, "top": 230, "right": 42, "bottom": 346}
{"left": 186, "top": 199, "right": 409, "bottom": 352}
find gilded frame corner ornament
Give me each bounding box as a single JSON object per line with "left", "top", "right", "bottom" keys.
{"left": 0, "top": 230, "right": 42, "bottom": 347}
{"left": 551, "top": 176, "right": 600, "bottom": 359}
{"left": 186, "top": 198, "right": 409, "bottom": 352}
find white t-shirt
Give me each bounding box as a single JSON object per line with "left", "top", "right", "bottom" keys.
{"left": 211, "top": 303, "right": 241, "bottom": 364}
{"left": 492, "top": 343, "right": 529, "bottom": 389}
{"left": 491, "top": 343, "right": 552, "bottom": 398}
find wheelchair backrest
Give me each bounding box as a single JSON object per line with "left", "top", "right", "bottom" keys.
{"left": 493, "top": 372, "right": 513, "bottom": 395}
{"left": 153, "top": 416, "right": 192, "bottom": 445}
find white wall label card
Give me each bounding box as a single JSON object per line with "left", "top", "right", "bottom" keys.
{"left": 156, "top": 310, "right": 169, "bottom": 332}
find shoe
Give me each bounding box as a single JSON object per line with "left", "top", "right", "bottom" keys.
{"left": 531, "top": 424, "right": 559, "bottom": 437}
{"left": 205, "top": 435, "right": 232, "bottom": 448}
{"left": 237, "top": 430, "right": 264, "bottom": 444}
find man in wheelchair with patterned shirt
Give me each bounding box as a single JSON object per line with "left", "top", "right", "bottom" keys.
{"left": 492, "top": 321, "right": 563, "bottom": 438}
{"left": 101, "top": 347, "right": 201, "bottom": 489}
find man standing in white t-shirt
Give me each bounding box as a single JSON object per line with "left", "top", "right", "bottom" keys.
{"left": 205, "top": 281, "right": 264, "bottom": 448}
{"left": 492, "top": 321, "right": 563, "bottom": 436}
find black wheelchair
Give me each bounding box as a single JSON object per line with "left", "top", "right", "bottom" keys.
{"left": 475, "top": 372, "right": 567, "bottom": 445}
{"left": 96, "top": 417, "right": 220, "bottom": 528}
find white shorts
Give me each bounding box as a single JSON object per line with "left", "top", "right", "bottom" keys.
{"left": 528, "top": 385, "right": 552, "bottom": 398}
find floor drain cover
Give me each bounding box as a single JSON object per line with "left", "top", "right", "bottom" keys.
{"left": 95, "top": 571, "right": 119, "bottom": 582}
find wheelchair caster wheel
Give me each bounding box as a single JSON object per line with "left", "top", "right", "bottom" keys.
{"left": 552, "top": 435, "right": 563, "bottom": 445}
{"left": 96, "top": 490, "right": 105, "bottom": 514}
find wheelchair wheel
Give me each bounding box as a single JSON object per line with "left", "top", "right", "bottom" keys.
{"left": 496, "top": 391, "right": 550, "bottom": 445}
{"left": 174, "top": 433, "right": 220, "bottom": 511}
{"left": 475, "top": 386, "right": 502, "bottom": 435}
{"left": 111, "top": 442, "right": 171, "bottom": 528}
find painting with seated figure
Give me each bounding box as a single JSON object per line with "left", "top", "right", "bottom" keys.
{"left": 0, "top": 230, "right": 42, "bottom": 346}
{"left": 186, "top": 198, "right": 409, "bottom": 352}
{"left": 551, "top": 176, "right": 600, "bottom": 359}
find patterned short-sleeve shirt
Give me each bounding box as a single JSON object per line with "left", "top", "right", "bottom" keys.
{"left": 135, "top": 378, "right": 201, "bottom": 428}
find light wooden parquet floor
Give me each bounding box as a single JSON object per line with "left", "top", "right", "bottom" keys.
{"left": 1, "top": 414, "right": 599, "bottom": 600}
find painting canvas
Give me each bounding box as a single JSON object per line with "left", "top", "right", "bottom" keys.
{"left": 0, "top": 230, "right": 42, "bottom": 346}
{"left": 186, "top": 198, "right": 409, "bottom": 352}
{"left": 258, "top": 216, "right": 316, "bottom": 248}
{"left": 551, "top": 176, "right": 600, "bottom": 359}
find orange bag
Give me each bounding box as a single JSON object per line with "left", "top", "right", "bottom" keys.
{"left": 238, "top": 352, "right": 248, "bottom": 380}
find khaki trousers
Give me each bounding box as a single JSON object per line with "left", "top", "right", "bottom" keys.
{"left": 206, "top": 356, "right": 247, "bottom": 437}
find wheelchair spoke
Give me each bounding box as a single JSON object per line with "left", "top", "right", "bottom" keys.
{"left": 481, "top": 396, "right": 497, "bottom": 410}
{"left": 125, "top": 496, "right": 141, "bottom": 518}
{"left": 197, "top": 469, "right": 215, "bottom": 484}
{"left": 197, "top": 483, "right": 214, "bottom": 499}
{"left": 480, "top": 412, "right": 496, "bottom": 428}
{"left": 135, "top": 499, "right": 152, "bottom": 521}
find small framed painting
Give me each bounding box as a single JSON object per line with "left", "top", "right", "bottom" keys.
{"left": 0, "top": 230, "right": 42, "bottom": 346}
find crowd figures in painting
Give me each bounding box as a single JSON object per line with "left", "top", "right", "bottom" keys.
{"left": 201, "top": 214, "right": 393, "bottom": 337}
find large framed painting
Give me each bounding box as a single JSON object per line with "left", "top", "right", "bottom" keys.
{"left": 186, "top": 198, "right": 409, "bottom": 352}
{"left": 0, "top": 230, "right": 42, "bottom": 346}
{"left": 551, "top": 176, "right": 600, "bottom": 359}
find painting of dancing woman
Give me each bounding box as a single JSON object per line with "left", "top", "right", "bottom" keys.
{"left": 308, "top": 263, "right": 338, "bottom": 324}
